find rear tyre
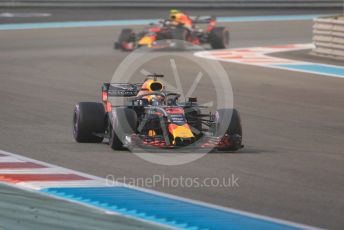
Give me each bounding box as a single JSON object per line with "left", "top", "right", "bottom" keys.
{"left": 109, "top": 107, "right": 137, "bottom": 150}
{"left": 209, "top": 27, "right": 229, "bottom": 49}
{"left": 73, "top": 102, "right": 105, "bottom": 143}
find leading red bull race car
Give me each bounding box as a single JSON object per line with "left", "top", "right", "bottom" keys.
{"left": 73, "top": 74, "right": 242, "bottom": 151}
{"left": 114, "top": 10, "right": 229, "bottom": 51}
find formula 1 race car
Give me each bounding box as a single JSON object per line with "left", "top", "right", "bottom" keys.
{"left": 73, "top": 74, "right": 242, "bottom": 151}
{"left": 114, "top": 16, "right": 229, "bottom": 51}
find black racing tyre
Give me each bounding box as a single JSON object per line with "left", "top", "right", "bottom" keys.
{"left": 214, "top": 108, "right": 242, "bottom": 137}
{"left": 215, "top": 108, "right": 242, "bottom": 151}
{"left": 115, "top": 28, "right": 135, "bottom": 50}
{"left": 73, "top": 102, "right": 105, "bottom": 143}
{"left": 118, "top": 28, "right": 133, "bottom": 42}
{"left": 209, "top": 27, "right": 229, "bottom": 49}
{"left": 109, "top": 107, "right": 138, "bottom": 150}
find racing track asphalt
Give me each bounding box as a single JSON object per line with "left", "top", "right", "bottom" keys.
{"left": 0, "top": 10, "right": 344, "bottom": 229}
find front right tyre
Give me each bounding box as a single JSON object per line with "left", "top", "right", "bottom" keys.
{"left": 214, "top": 108, "right": 242, "bottom": 151}
{"left": 209, "top": 27, "right": 229, "bottom": 49}
{"left": 115, "top": 28, "right": 135, "bottom": 51}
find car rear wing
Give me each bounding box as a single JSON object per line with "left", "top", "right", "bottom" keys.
{"left": 190, "top": 16, "right": 216, "bottom": 24}
{"left": 102, "top": 83, "right": 142, "bottom": 98}
{"left": 101, "top": 83, "right": 142, "bottom": 112}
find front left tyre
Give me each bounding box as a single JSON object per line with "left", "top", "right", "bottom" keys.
{"left": 115, "top": 28, "right": 134, "bottom": 50}
{"left": 73, "top": 102, "right": 105, "bottom": 143}
{"left": 109, "top": 107, "right": 138, "bottom": 150}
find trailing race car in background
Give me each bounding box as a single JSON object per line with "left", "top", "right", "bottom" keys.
{"left": 73, "top": 74, "right": 242, "bottom": 151}
{"left": 114, "top": 16, "right": 229, "bottom": 51}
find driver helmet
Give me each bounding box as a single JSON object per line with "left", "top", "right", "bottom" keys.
{"left": 170, "top": 9, "right": 181, "bottom": 20}
{"left": 138, "top": 79, "right": 164, "bottom": 105}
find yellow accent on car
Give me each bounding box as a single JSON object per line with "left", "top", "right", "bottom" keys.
{"left": 170, "top": 125, "right": 194, "bottom": 139}
{"left": 148, "top": 130, "right": 156, "bottom": 137}
{"left": 138, "top": 36, "right": 154, "bottom": 47}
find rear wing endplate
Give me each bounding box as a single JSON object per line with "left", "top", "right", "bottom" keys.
{"left": 102, "top": 83, "right": 142, "bottom": 97}
{"left": 190, "top": 16, "right": 216, "bottom": 24}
